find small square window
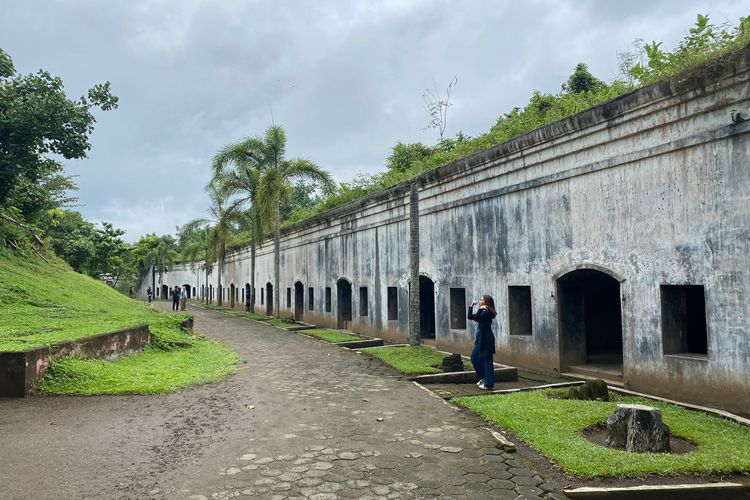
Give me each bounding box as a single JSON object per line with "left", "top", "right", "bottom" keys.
{"left": 387, "top": 287, "right": 398, "bottom": 321}
{"left": 449, "top": 288, "right": 467, "bottom": 329}
{"left": 508, "top": 286, "right": 533, "bottom": 336}
{"left": 360, "top": 287, "right": 368, "bottom": 316}
{"left": 661, "top": 285, "right": 708, "bottom": 355}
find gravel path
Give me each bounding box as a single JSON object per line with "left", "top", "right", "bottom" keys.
{"left": 0, "top": 302, "right": 565, "bottom": 499}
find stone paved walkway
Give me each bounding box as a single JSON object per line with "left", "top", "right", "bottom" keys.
{"left": 169, "top": 303, "right": 563, "bottom": 500}
{"left": 0, "top": 302, "right": 567, "bottom": 499}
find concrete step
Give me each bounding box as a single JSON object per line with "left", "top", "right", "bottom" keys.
{"left": 562, "top": 364, "right": 624, "bottom": 387}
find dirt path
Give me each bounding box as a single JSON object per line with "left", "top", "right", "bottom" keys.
{"left": 0, "top": 302, "right": 562, "bottom": 499}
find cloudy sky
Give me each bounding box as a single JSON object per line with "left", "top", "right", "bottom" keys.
{"left": 1, "top": 1, "right": 746, "bottom": 241}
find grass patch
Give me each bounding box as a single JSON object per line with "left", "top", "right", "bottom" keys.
{"left": 361, "top": 345, "right": 470, "bottom": 375}
{"left": 301, "top": 329, "right": 367, "bottom": 343}
{"left": 264, "top": 318, "right": 299, "bottom": 329}
{"left": 37, "top": 338, "right": 239, "bottom": 395}
{"left": 453, "top": 388, "right": 750, "bottom": 477}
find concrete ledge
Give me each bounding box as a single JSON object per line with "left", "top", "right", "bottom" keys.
{"left": 410, "top": 365, "right": 518, "bottom": 384}
{"left": 286, "top": 324, "right": 316, "bottom": 332}
{"left": 336, "top": 338, "right": 384, "bottom": 349}
{"left": 564, "top": 482, "right": 750, "bottom": 500}
{"left": 0, "top": 324, "right": 151, "bottom": 397}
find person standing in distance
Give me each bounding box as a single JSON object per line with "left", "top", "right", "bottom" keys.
{"left": 468, "top": 294, "right": 497, "bottom": 390}
{"left": 172, "top": 285, "right": 181, "bottom": 311}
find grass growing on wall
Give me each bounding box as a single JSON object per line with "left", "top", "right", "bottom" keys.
{"left": 454, "top": 388, "right": 750, "bottom": 477}
{"left": 361, "top": 345, "right": 470, "bottom": 375}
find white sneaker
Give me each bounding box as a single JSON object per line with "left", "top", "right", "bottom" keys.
{"left": 476, "top": 379, "right": 485, "bottom": 387}
{"left": 478, "top": 382, "right": 487, "bottom": 390}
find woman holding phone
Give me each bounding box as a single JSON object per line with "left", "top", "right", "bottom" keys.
{"left": 468, "top": 294, "right": 497, "bottom": 390}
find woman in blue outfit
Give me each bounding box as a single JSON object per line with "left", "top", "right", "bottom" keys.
{"left": 468, "top": 294, "right": 497, "bottom": 390}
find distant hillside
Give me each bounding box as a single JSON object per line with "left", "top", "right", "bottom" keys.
{"left": 0, "top": 249, "right": 159, "bottom": 352}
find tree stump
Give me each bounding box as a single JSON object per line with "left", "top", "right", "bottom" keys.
{"left": 440, "top": 353, "right": 464, "bottom": 372}
{"left": 605, "top": 404, "right": 670, "bottom": 453}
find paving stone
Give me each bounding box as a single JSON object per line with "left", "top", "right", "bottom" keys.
{"left": 509, "top": 467, "right": 537, "bottom": 478}
{"left": 464, "top": 481, "right": 492, "bottom": 492}
{"left": 390, "top": 482, "right": 418, "bottom": 491}
{"left": 487, "top": 478, "right": 516, "bottom": 490}
{"left": 515, "top": 486, "right": 545, "bottom": 496}
{"left": 513, "top": 475, "right": 543, "bottom": 486}
{"left": 297, "top": 478, "right": 323, "bottom": 487}
{"left": 317, "top": 482, "right": 343, "bottom": 493}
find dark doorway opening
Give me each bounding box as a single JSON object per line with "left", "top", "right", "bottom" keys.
{"left": 557, "top": 269, "right": 623, "bottom": 372}
{"left": 337, "top": 279, "right": 352, "bottom": 329}
{"left": 245, "top": 284, "right": 251, "bottom": 310}
{"left": 294, "top": 281, "right": 304, "bottom": 320}
{"left": 161, "top": 284, "right": 168, "bottom": 300}
{"left": 183, "top": 284, "right": 191, "bottom": 299}
{"left": 419, "top": 276, "right": 436, "bottom": 339}
{"left": 266, "top": 283, "right": 273, "bottom": 316}
{"left": 229, "top": 283, "right": 236, "bottom": 308}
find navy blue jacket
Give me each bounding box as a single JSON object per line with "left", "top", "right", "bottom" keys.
{"left": 468, "top": 305, "right": 496, "bottom": 355}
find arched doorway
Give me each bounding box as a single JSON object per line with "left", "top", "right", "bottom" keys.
{"left": 294, "top": 281, "right": 304, "bottom": 320}
{"left": 266, "top": 282, "right": 274, "bottom": 316}
{"left": 183, "top": 284, "right": 191, "bottom": 299}
{"left": 337, "top": 278, "right": 352, "bottom": 329}
{"left": 230, "top": 283, "right": 236, "bottom": 308}
{"left": 161, "top": 284, "right": 168, "bottom": 300}
{"left": 557, "top": 268, "right": 623, "bottom": 373}
{"left": 245, "top": 283, "right": 251, "bottom": 310}
{"left": 419, "top": 276, "right": 436, "bottom": 339}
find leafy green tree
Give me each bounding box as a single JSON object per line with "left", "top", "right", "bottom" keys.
{"left": 563, "top": 63, "right": 605, "bottom": 94}
{"left": 386, "top": 142, "right": 434, "bottom": 174}
{"left": 0, "top": 48, "right": 117, "bottom": 215}
{"left": 255, "top": 125, "right": 334, "bottom": 317}
{"left": 280, "top": 181, "right": 320, "bottom": 220}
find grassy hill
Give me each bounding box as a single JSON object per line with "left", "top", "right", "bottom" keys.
{"left": 0, "top": 249, "right": 239, "bottom": 394}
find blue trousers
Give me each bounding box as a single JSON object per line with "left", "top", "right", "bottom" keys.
{"left": 471, "top": 344, "right": 494, "bottom": 388}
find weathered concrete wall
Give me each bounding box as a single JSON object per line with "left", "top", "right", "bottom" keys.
{"left": 144, "top": 48, "right": 750, "bottom": 414}
{"left": 0, "top": 325, "right": 151, "bottom": 397}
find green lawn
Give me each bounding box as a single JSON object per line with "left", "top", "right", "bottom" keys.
{"left": 361, "top": 345, "right": 470, "bottom": 375}
{"left": 37, "top": 337, "right": 239, "bottom": 395}
{"left": 0, "top": 250, "right": 239, "bottom": 395}
{"left": 0, "top": 251, "right": 181, "bottom": 351}
{"left": 301, "top": 329, "right": 367, "bottom": 343}
{"left": 454, "top": 388, "right": 750, "bottom": 477}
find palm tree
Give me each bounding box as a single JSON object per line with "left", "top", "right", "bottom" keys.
{"left": 144, "top": 235, "right": 177, "bottom": 299}
{"left": 177, "top": 224, "right": 214, "bottom": 303}
{"left": 210, "top": 139, "right": 267, "bottom": 312}
{"left": 181, "top": 186, "right": 241, "bottom": 306}
{"left": 255, "top": 125, "right": 335, "bottom": 318}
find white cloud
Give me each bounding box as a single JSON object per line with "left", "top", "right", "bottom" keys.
{"left": 1, "top": 0, "right": 746, "bottom": 242}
